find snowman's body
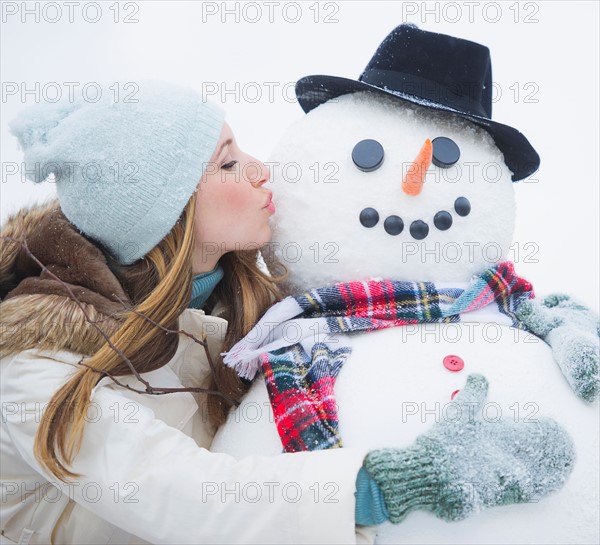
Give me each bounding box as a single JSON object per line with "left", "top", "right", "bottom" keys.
{"left": 211, "top": 94, "right": 599, "bottom": 544}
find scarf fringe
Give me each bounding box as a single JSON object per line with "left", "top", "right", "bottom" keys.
{"left": 222, "top": 296, "right": 304, "bottom": 379}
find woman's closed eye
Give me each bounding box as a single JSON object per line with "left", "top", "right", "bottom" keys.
{"left": 221, "top": 160, "right": 238, "bottom": 170}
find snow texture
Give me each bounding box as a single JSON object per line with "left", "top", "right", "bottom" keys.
{"left": 212, "top": 93, "right": 600, "bottom": 544}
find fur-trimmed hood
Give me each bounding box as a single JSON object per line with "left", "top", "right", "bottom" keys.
{"left": 0, "top": 199, "right": 133, "bottom": 357}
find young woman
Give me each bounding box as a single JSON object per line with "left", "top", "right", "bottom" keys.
{"left": 0, "top": 81, "right": 573, "bottom": 545}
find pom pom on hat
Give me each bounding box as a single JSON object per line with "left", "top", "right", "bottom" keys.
{"left": 9, "top": 99, "right": 82, "bottom": 153}
{"left": 8, "top": 80, "right": 225, "bottom": 265}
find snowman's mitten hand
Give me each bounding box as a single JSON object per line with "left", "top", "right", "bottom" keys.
{"left": 363, "top": 374, "right": 575, "bottom": 524}
{"left": 518, "top": 294, "right": 600, "bottom": 402}
{"left": 546, "top": 326, "right": 599, "bottom": 402}
{"left": 516, "top": 298, "right": 564, "bottom": 337}
{"left": 545, "top": 294, "right": 600, "bottom": 338}
{"left": 541, "top": 293, "right": 573, "bottom": 308}
{"left": 518, "top": 293, "right": 599, "bottom": 338}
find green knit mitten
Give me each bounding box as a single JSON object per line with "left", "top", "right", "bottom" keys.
{"left": 363, "top": 374, "right": 575, "bottom": 524}
{"left": 517, "top": 293, "right": 599, "bottom": 402}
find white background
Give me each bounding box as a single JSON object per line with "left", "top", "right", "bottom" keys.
{"left": 1, "top": 0, "right": 598, "bottom": 309}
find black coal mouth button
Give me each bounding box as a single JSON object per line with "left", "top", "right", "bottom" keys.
{"left": 454, "top": 196, "right": 471, "bottom": 217}
{"left": 384, "top": 215, "right": 404, "bottom": 236}
{"left": 434, "top": 210, "right": 453, "bottom": 231}
{"left": 359, "top": 207, "right": 380, "bottom": 228}
{"left": 410, "top": 220, "right": 429, "bottom": 240}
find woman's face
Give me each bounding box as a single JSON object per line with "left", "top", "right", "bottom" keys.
{"left": 192, "top": 122, "right": 275, "bottom": 273}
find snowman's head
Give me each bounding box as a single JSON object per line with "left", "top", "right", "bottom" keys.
{"left": 265, "top": 92, "right": 516, "bottom": 292}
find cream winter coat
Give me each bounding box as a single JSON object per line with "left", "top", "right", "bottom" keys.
{"left": 0, "top": 201, "right": 375, "bottom": 545}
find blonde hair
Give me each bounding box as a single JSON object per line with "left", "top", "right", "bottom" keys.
{"left": 32, "top": 190, "right": 286, "bottom": 483}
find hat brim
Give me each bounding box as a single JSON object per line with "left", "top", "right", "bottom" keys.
{"left": 295, "top": 75, "right": 540, "bottom": 182}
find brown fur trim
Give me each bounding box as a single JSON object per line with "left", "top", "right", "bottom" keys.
{"left": 1, "top": 198, "right": 60, "bottom": 295}
{"left": 1, "top": 200, "right": 130, "bottom": 356}
{"left": 0, "top": 293, "right": 123, "bottom": 356}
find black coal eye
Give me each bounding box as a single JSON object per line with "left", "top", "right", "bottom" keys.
{"left": 454, "top": 197, "right": 471, "bottom": 217}
{"left": 432, "top": 137, "right": 460, "bottom": 168}
{"left": 352, "top": 139, "right": 384, "bottom": 172}
{"left": 359, "top": 207, "right": 379, "bottom": 228}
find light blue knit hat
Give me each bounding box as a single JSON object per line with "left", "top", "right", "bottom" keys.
{"left": 8, "top": 80, "right": 225, "bottom": 265}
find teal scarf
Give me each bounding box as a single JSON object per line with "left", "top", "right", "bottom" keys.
{"left": 188, "top": 263, "right": 224, "bottom": 309}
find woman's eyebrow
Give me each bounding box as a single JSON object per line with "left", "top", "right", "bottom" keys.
{"left": 215, "top": 138, "right": 233, "bottom": 158}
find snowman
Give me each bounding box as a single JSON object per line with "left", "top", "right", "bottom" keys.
{"left": 211, "top": 25, "right": 599, "bottom": 544}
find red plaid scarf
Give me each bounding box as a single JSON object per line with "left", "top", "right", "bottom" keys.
{"left": 223, "top": 262, "right": 534, "bottom": 452}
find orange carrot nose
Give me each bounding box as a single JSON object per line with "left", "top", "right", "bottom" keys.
{"left": 402, "top": 139, "right": 432, "bottom": 196}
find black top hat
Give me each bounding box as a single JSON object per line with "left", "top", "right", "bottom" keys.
{"left": 295, "top": 24, "right": 539, "bottom": 181}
